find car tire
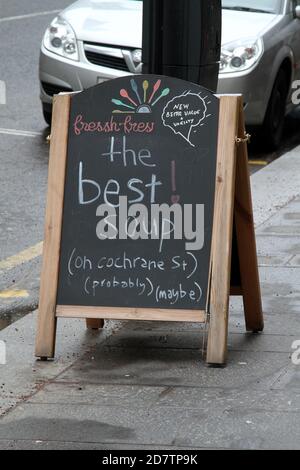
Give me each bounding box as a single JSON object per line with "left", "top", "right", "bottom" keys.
{"left": 262, "top": 69, "right": 289, "bottom": 151}
{"left": 42, "top": 104, "right": 52, "bottom": 127}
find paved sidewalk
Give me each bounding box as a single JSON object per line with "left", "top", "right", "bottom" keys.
{"left": 0, "top": 147, "right": 300, "bottom": 450}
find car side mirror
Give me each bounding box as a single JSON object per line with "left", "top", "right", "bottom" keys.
{"left": 295, "top": 5, "right": 300, "bottom": 19}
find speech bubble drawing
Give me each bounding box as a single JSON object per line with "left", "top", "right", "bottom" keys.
{"left": 162, "top": 91, "right": 208, "bottom": 147}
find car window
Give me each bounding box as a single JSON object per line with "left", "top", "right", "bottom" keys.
{"left": 222, "top": 0, "right": 282, "bottom": 14}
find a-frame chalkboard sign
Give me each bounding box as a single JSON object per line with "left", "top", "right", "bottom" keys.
{"left": 36, "top": 75, "right": 264, "bottom": 365}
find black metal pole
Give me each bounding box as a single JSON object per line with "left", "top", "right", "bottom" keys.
{"left": 142, "top": 0, "right": 221, "bottom": 92}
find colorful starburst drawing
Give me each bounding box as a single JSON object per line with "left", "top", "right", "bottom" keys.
{"left": 112, "top": 79, "right": 170, "bottom": 114}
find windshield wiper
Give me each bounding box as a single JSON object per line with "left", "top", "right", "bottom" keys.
{"left": 223, "top": 6, "right": 272, "bottom": 14}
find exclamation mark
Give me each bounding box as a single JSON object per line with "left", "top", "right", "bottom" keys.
{"left": 171, "top": 161, "right": 180, "bottom": 204}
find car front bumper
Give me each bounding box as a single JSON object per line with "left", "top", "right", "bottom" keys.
{"left": 39, "top": 41, "right": 131, "bottom": 103}
{"left": 40, "top": 43, "right": 269, "bottom": 126}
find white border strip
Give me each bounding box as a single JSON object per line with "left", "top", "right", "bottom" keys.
{"left": 0, "top": 128, "right": 42, "bottom": 138}
{"left": 0, "top": 10, "right": 60, "bottom": 23}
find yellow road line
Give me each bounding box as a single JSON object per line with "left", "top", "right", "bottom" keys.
{"left": 0, "top": 241, "right": 43, "bottom": 273}
{"left": 249, "top": 160, "right": 268, "bottom": 166}
{"left": 0, "top": 289, "right": 29, "bottom": 299}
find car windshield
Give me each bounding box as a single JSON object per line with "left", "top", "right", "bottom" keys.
{"left": 222, "top": 0, "right": 282, "bottom": 14}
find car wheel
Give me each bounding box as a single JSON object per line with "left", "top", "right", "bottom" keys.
{"left": 262, "top": 69, "right": 289, "bottom": 151}
{"left": 42, "top": 104, "right": 52, "bottom": 127}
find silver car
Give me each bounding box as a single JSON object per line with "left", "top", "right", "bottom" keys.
{"left": 40, "top": 0, "right": 300, "bottom": 149}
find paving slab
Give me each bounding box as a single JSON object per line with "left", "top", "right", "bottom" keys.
{"left": 0, "top": 401, "right": 299, "bottom": 450}
{"left": 257, "top": 233, "right": 300, "bottom": 267}
{"left": 104, "top": 329, "right": 296, "bottom": 353}
{"left": 258, "top": 266, "right": 300, "bottom": 315}
{"left": 56, "top": 346, "right": 291, "bottom": 390}
{"left": 27, "top": 382, "right": 300, "bottom": 412}
{"left": 256, "top": 197, "right": 300, "bottom": 267}
{"left": 251, "top": 148, "right": 300, "bottom": 227}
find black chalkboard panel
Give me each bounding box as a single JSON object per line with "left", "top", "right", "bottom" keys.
{"left": 57, "top": 75, "right": 219, "bottom": 311}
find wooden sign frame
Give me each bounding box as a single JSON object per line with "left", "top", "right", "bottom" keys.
{"left": 35, "top": 92, "right": 264, "bottom": 365}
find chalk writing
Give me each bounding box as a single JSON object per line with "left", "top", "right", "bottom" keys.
{"left": 73, "top": 115, "right": 155, "bottom": 136}
{"left": 162, "top": 91, "right": 210, "bottom": 147}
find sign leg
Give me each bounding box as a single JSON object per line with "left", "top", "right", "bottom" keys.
{"left": 206, "top": 96, "right": 240, "bottom": 365}
{"left": 35, "top": 95, "right": 71, "bottom": 359}
{"left": 234, "top": 105, "right": 264, "bottom": 332}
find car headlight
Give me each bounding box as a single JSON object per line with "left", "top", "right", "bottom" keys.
{"left": 220, "top": 38, "right": 263, "bottom": 74}
{"left": 43, "top": 16, "right": 79, "bottom": 61}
